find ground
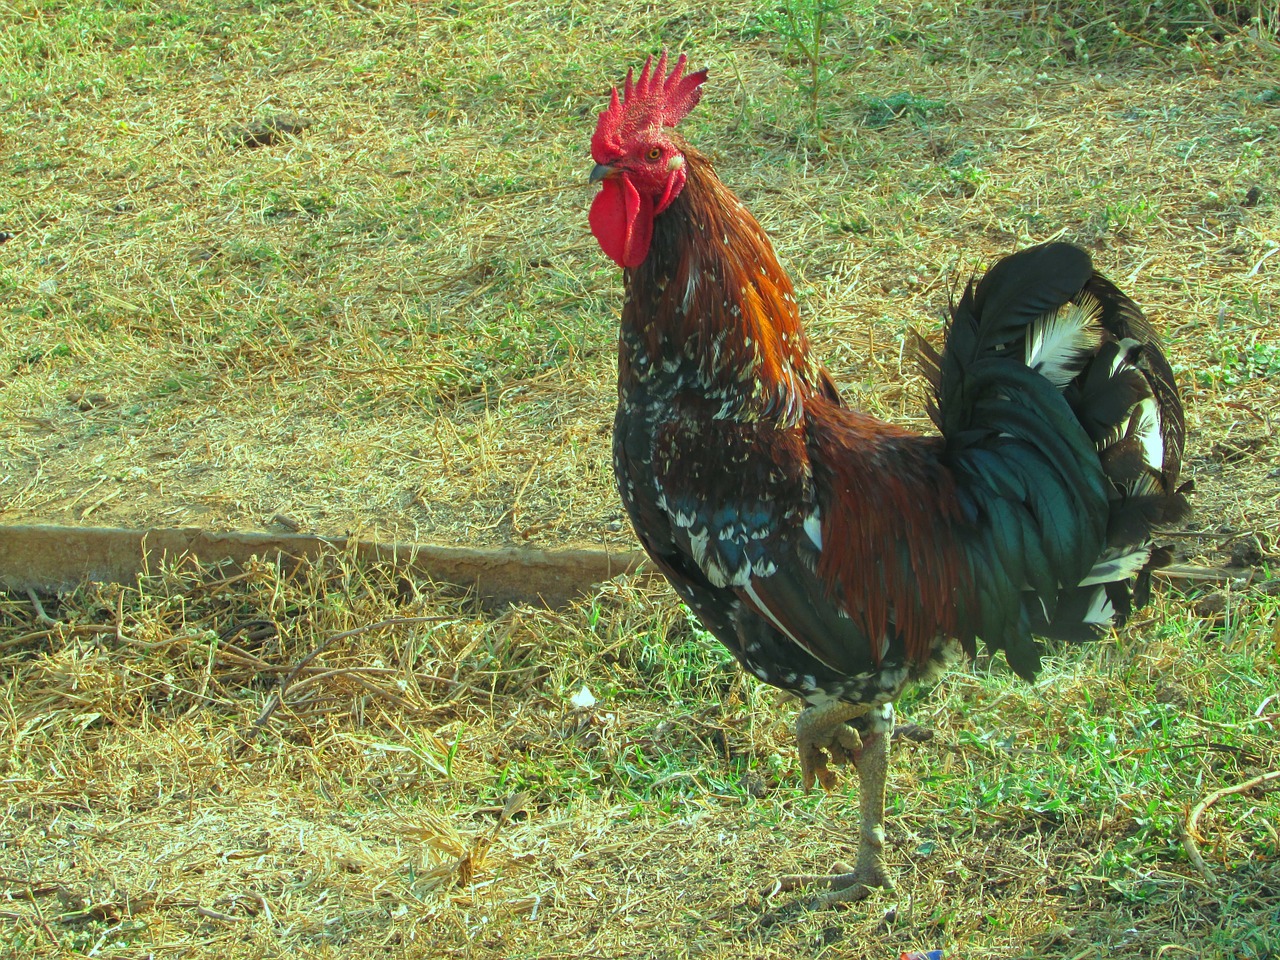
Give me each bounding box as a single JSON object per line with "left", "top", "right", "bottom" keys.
{"left": 1, "top": 2, "right": 1279, "bottom": 958}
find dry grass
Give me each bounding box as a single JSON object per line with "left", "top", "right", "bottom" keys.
{"left": 1, "top": 553, "right": 1277, "bottom": 958}
{"left": 3, "top": 1, "right": 1280, "bottom": 958}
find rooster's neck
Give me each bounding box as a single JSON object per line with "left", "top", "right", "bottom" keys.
{"left": 618, "top": 148, "right": 832, "bottom": 424}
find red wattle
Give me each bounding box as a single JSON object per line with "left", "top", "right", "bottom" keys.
{"left": 589, "top": 175, "right": 653, "bottom": 268}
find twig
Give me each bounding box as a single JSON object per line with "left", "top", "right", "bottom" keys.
{"left": 27, "top": 892, "right": 59, "bottom": 949}
{"left": 0, "top": 630, "right": 55, "bottom": 650}
{"left": 1154, "top": 563, "right": 1245, "bottom": 583}
{"left": 510, "top": 456, "right": 545, "bottom": 538}
{"left": 26, "top": 589, "right": 56, "bottom": 626}
{"left": 288, "top": 667, "right": 415, "bottom": 710}
{"left": 195, "top": 904, "right": 243, "bottom": 923}
{"left": 24, "top": 586, "right": 139, "bottom": 645}
{"left": 1181, "top": 769, "right": 1280, "bottom": 886}
{"left": 186, "top": 569, "right": 262, "bottom": 597}
{"left": 215, "top": 643, "right": 454, "bottom": 687}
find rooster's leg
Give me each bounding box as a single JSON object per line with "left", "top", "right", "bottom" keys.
{"left": 775, "top": 703, "right": 895, "bottom": 905}
{"left": 820, "top": 707, "right": 893, "bottom": 902}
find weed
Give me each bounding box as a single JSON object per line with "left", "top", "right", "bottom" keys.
{"left": 753, "top": 0, "right": 851, "bottom": 127}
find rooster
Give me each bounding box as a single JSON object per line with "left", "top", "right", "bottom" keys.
{"left": 587, "top": 53, "right": 1189, "bottom": 904}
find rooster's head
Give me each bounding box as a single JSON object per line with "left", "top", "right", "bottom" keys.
{"left": 588, "top": 52, "right": 707, "bottom": 269}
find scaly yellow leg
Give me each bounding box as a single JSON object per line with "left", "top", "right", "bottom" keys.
{"left": 774, "top": 702, "right": 895, "bottom": 904}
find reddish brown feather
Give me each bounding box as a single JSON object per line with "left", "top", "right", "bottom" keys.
{"left": 807, "top": 401, "right": 972, "bottom": 666}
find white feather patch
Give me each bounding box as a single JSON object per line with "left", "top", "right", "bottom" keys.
{"left": 687, "top": 529, "right": 721, "bottom": 585}
{"left": 1110, "top": 337, "right": 1141, "bottom": 376}
{"left": 682, "top": 270, "right": 698, "bottom": 313}
{"left": 803, "top": 511, "right": 823, "bottom": 550}
{"left": 1082, "top": 586, "right": 1116, "bottom": 625}
{"left": 1129, "top": 395, "right": 1164, "bottom": 471}
{"left": 751, "top": 558, "right": 778, "bottom": 578}
{"left": 1079, "top": 546, "right": 1152, "bottom": 586}
{"left": 1026, "top": 294, "right": 1102, "bottom": 389}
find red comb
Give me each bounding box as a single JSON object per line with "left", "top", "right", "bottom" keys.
{"left": 591, "top": 52, "right": 708, "bottom": 164}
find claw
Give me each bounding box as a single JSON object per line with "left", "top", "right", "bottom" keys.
{"left": 798, "top": 739, "right": 839, "bottom": 793}
{"left": 798, "top": 723, "right": 862, "bottom": 791}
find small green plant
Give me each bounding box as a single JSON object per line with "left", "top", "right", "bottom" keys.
{"left": 1185, "top": 307, "right": 1280, "bottom": 389}
{"left": 756, "top": 0, "right": 847, "bottom": 127}
{"left": 1194, "top": 340, "right": 1280, "bottom": 388}
{"left": 1087, "top": 196, "right": 1157, "bottom": 236}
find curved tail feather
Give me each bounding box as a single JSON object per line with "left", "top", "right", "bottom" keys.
{"left": 918, "top": 243, "right": 1189, "bottom": 677}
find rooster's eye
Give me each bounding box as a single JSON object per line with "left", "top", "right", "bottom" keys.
{"left": 647, "top": 147, "right": 661, "bottom": 160}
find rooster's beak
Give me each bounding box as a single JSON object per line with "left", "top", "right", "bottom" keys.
{"left": 589, "top": 163, "right": 617, "bottom": 184}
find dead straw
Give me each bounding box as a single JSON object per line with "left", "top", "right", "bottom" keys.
{"left": 235, "top": 614, "right": 457, "bottom": 750}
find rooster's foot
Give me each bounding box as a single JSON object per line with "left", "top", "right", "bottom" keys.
{"left": 794, "top": 702, "right": 870, "bottom": 793}
{"left": 770, "top": 859, "right": 894, "bottom": 906}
